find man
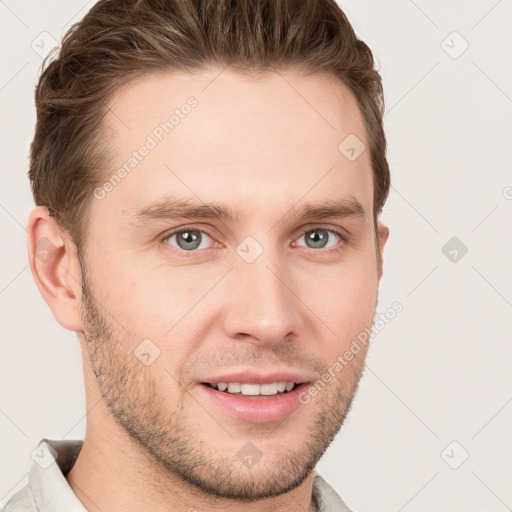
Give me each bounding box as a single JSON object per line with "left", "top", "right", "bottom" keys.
{"left": 3, "top": 0, "right": 390, "bottom": 510}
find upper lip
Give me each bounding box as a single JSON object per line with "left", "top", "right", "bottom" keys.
{"left": 199, "top": 368, "right": 313, "bottom": 386}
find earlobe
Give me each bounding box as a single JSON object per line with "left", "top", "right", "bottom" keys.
{"left": 379, "top": 222, "right": 389, "bottom": 250}
{"left": 27, "top": 206, "right": 84, "bottom": 332}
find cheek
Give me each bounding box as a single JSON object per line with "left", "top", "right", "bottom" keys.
{"left": 301, "top": 259, "right": 378, "bottom": 339}
{"left": 317, "top": 281, "right": 376, "bottom": 324}
{"left": 99, "top": 261, "right": 214, "bottom": 341}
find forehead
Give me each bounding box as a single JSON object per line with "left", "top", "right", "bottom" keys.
{"left": 98, "top": 68, "right": 373, "bottom": 219}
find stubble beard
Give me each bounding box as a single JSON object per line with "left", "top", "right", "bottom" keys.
{"left": 78, "top": 262, "right": 370, "bottom": 501}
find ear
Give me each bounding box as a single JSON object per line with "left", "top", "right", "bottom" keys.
{"left": 377, "top": 221, "right": 389, "bottom": 280}
{"left": 27, "top": 206, "right": 84, "bottom": 332}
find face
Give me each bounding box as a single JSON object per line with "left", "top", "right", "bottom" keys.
{"left": 77, "top": 68, "right": 386, "bottom": 500}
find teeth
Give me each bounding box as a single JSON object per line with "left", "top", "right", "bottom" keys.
{"left": 210, "top": 381, "right": 297, "bottom": 396}
{"left": 227, "top": 383, "right": 241, "bottom": 393}
{"left": 260, "top": 383, "right": 278, "bottom": 395}
{"left": 241, "top": 383, "right": 260, "bottom": 395}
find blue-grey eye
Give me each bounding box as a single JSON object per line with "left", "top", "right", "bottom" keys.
{"left": 164, "top": 229, "right": 213, "bottom": 251}
{"left": 297, "top": 229, "right": 341, "bottom": 249}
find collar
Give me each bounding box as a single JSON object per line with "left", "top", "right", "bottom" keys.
{"left": 28, "top": 438, "right": 86, "bottom": 511}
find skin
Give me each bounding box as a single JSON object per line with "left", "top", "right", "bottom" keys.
{"left": 27, "top": 67, "right": 389, "bottom": 512}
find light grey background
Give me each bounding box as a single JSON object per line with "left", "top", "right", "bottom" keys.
{"left": 1, "top": 1, "right": 511, "bottom": 510}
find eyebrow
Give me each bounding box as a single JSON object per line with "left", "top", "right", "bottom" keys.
{"left": 130, "top": 196, "right": 366, "bottom": 226}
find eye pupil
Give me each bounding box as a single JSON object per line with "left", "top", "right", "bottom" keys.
{"left": 177, "top": 230, "right": 201, "bottom": 250}
{"left": 306, "top": 230, "right": 328, "bottom": 249}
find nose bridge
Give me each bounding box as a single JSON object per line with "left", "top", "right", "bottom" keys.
{"left": 222, "top": 241, "right": 300, "bottom": 344}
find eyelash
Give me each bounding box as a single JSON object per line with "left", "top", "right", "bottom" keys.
{"left": 159, "top": 225, "right": 349, "bottom": 257}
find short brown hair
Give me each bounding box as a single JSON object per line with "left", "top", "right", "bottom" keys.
{"left": 29, "top": 0, "right": 390, "bottom": 252}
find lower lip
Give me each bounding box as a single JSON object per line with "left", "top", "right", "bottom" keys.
{"left": 198, "top": 383, "right": 309, "bottom": 423}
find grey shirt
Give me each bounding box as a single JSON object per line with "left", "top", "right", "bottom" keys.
{"left": 1, "top": 439, "right": 354, "bottom": 511}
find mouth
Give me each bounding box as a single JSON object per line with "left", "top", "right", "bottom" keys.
{"left": 198, "top": 381, "right": 310, "bottom": 423}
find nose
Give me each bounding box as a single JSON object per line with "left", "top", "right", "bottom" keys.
{"left": 221, "top": 246, "right": 303, "bottom": 347}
